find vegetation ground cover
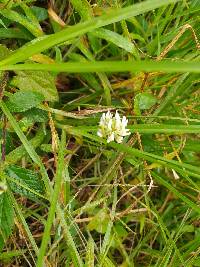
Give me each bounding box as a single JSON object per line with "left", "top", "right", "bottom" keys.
{"left": 0, "top": 0, "right": 199, "bottom": 266}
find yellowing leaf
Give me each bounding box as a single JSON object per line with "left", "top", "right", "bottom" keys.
{"left": 30, "top": 54, "right": 55, "bottom": 64}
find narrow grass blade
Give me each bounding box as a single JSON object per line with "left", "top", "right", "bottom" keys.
{"left": 57, "top": 206, "right": 84, "bottom": 267}
{"left": 8, "top": 190, "right": 39, "bottom": 256}
{"left": 0, "top": 60, "right": 199, "bottom": 73}
{"left": 73, "top": 124, "right": 200, "bottom": 134}
{"left": 85, "top": 237, "right": 95, "bottom": 267}
{"left": 36, "top": 131, "right": 66, "bottom": 267}
{"left": 152, "top": 172, "right": 200, "bottom": 214}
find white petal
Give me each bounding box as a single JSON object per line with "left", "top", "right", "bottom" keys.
{"left": 121, "top": 128, "right": 131, "bottom": 136}
{"left": 122, "top": 116, "right": 128, "bottom": 126}
{"left": 115, "top": 135, "right": 123, "bottom": 143}
{"left": 107, "top": 119, "right": 112, "bottom": 130}
{"left": 105, "top": 111, "right": 112, "bottom": 121}
{"left": 97, "top": 130, "right": 103, "bottom": 137}
{"left": 115, "top": 110, "right": 121, "bottom": 121}
{"left": 107, "top": 133, "right": 114, "bottom": 143}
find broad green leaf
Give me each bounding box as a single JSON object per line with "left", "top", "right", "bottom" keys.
{"left": 11, "top": 70, "right": 58, "bottom": 102}
{"left": 6, "top": 91, "right": 44, "bottom": 112}
{"left": 0, "top": 192, "right": 14, "bottom": 250}
{"left": 0, "top": 28, "right": 30, "bottom": 40}
{"left": 18, "top": 117, "right": 35, "bottom": 132}
{"left": 6, "top": 165, "right": 45, "bottom": 201}
{"left": 40, "top": 144, "right": 53, "bottom": 153}
{"left": 0, "top": 102, "right": 51, "bottom": 193}
{"left": 134, "top": 92, "right": 157, "bottom": 110}
{"left": 0, "top": 9, "right": 43, "bottom": 37}
{"left": 22, "top": 108, "right": 48, "bottom": 123}
{"left": 19, "top": 108, "right": 48, "bottom": 132}
{"left": 31, "top": 6, "right": 48, "bottom": 22}
{"left": 87, "top": 208, "right": 110, "bottom": 234}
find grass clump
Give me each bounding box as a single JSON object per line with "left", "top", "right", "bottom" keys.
{"left": 0, "top": 0, "right": 199, "bottom": 266}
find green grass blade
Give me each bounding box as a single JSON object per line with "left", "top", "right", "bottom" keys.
{"left": 85, "top": 237, "right": 95, "bottom": 267}
{"left": 57, "top": 206, "right": 84, "bottom": 267}
{"left": 36, "top": 131, "right": 66, "bottom": 267}
{"left": 73, "top": 124, "right": 200, "bottom": 134}
{"left": 1, "top": 60, "right": 199, "bottom": 73}
{"left": 152, "top": 172, "right": 200, "bottom": 214}
{"left": 8, "top": 190, "right": 39, "bottom": 256}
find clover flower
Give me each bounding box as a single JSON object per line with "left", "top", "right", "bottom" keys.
{"left": 97, "top": 111, "right": 130, "bottom": 143}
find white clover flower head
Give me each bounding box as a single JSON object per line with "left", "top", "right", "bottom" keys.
{"left": 97, "top": 110, "right": 130, "bottom": 143}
